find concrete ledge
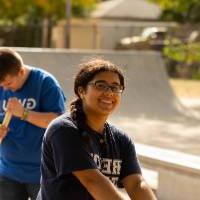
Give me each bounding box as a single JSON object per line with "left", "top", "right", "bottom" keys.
{"left": 136, "top": 143, "right": 200, "bottom": 200}
{"left": 142, "top": 168, "right": 158, "bottom": 191}
{"left": 136, "top": 143, "right": 200, "bottom": 174}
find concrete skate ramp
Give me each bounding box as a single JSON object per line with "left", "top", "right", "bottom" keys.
{"left": 17, "top": 48, "right": 184, "bottom": 118}
{"left": 16, "top": 48, "right": 200, "bottom": 155}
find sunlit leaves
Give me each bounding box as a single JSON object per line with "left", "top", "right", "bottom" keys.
{"left": 164, "top": 43, "right": 200, "bottom": 63}
{"left": 0, "top": 0, "right": 99, "bottom": 24}
{"left": 149, "top": 0, "right": 200, "bottom": 22}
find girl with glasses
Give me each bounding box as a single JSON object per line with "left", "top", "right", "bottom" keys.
{"left": 37, "top": 58, "right": 156, "bottom": 200}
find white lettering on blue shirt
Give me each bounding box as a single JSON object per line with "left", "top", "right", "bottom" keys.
{"left": 2, "top": 98, "right": 36, "bottom": 111}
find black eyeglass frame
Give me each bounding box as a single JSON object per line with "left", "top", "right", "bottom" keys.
{"left": 88, "top": 80, "right": 124, "bottom": 94}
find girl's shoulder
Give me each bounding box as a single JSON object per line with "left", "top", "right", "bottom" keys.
{"left": 45, "top": 113, "right": 79, "bottom": 140}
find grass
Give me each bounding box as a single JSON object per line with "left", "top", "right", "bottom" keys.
{"left": 170, "top": 79, "right": 200, "bottom": 98}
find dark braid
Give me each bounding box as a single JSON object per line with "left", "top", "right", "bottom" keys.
{"left": 70, "top": 98, "right": 86, "bottom": 129}
{"left": 70, "top": 98, "right": 91, "bottom": 145}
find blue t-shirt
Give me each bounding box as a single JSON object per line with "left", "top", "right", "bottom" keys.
{"left": 39, "top": 114, "right": 141, "bottom": 200}
{"left": 0, "top": 67, "right": 66, "bottom": 183}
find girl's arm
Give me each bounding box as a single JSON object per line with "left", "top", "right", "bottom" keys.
{"left": 122, "top": 174, "right": 157, "bottom": 200}
{"left": 73, "top": 168, "right": 126, "bottom": 200}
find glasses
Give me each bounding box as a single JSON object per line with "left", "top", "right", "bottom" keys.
{"left": 88, "top": 81, "right": 124, "bottom": 94}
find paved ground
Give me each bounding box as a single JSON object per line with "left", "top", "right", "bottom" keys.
{"left": 109, "top": 64, "right": 200, "bottom": 156}
{"left": 111, "top": 97, "right": 200, "bottom": 156}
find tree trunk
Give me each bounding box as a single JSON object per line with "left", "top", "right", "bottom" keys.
{"left": 42, "top": 17, "right": 52, "bottom": 47}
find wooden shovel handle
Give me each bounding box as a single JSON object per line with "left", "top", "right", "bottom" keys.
{"left": 2, "top": 112, "right": 12, "bottom": 128}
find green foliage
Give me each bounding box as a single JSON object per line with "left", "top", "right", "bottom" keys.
{"left": 164, "top": 43, "right": 200, "bottom": 64}
{"left": 192, "top": 70, "right": 200, "bottom": 80}
{"left": 0, "top": 0, "right": 98, "bottom": 25}
{"left": 0, "top": 0, "right": 30, "bottom": 24}
{"left": 33, "top": 0, "right": 66, "bottom": 20}
{"left": 149, "top": 0, "right": 200, "bottom": 22}
{"left": 164, "top": 43, "right": 200, "bottom": 79}
{"left": 72, "top": 0, "right": 98, "bottom": 17}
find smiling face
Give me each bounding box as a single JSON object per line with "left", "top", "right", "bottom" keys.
{"left": 79, "top": 71, "right": 122, "bottom": 118}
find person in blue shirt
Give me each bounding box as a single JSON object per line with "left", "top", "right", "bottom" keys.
{"left": 38, "top": 58, "right": 156, "bottom": 200}
{"left": 0, "top": 48, "right": 66, "bottom": 200}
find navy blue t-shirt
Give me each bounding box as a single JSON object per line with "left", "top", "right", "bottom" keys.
{"left": 39, "top": 114, "right": 141, "bottom": 200}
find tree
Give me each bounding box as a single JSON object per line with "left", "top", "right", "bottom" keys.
{"left": 32, "top": 0, "right": 99, "bottom": 47}
{"left": 149, "top": 0, "right": 200, "bottom": 22}
{"left": 149, "top": 0, "right": 200, "bottom": 79}
{"left": 0, "top": 0, "right": 30, "bottom": 24}
{"left": 72, "top": 0, "right": 98, "bottom": 17}
{"left": 0, "top": 0, "right": 98, "bottom": 24}
{"left": 0, "top": 0, "right": 98, "bottom": 47}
